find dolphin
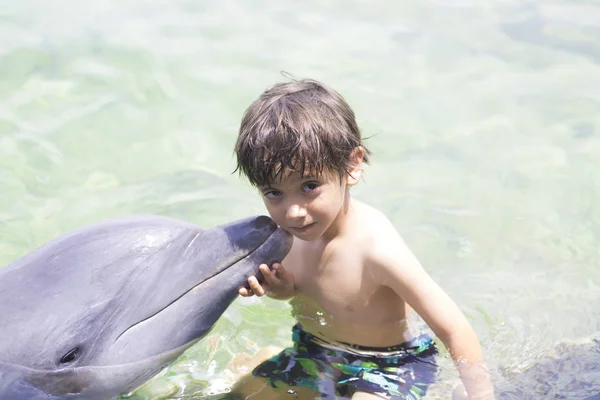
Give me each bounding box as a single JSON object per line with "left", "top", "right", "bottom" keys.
{"left": 0, "top": 215, "right": 291, "bottom": 399}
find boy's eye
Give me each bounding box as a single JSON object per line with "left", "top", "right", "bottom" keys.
{"left": 264, "top": 190, "right": 282, "bottom": 199}
{"left": 302, "top": 182, "right": 319, "bottom": 193}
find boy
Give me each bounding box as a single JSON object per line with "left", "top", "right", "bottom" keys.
{"left": 231, "top": 78, "right": 494, "bottom": 399}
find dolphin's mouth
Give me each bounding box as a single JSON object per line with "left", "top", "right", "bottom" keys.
{"left": 115, "top": 226, "right": 291, "bottom": 344}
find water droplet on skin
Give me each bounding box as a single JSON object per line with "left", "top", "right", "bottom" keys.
{"left": 316, "top": 310, "right": 327, "bottom": 325}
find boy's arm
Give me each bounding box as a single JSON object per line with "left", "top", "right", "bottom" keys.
{"left": 368, "top": 233, "right": 495, "bottom": 400}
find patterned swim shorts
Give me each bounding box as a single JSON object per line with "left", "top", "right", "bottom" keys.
{"left": 252, "top": 324, "right": 439, "bottom": 399}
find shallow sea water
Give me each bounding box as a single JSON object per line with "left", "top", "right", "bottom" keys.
{"left": 1, "top": 0, "right": 599, "bottom": 398}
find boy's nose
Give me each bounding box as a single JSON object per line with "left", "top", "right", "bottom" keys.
{"left": 286, "top": 203, "right": 307, "bottom": 219}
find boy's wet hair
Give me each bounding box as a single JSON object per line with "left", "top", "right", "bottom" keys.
{"left": 234, "top": 78, "right": 372, "bottom": 187}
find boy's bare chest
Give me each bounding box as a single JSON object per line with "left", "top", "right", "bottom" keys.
{"left": 285, "top": 242, "right": 390, "bottom": 319}
{"left": 288, "top": 242, "right": 363, "bottom": 290}
{"left": 296, "top": 257, "right": 363, "bottom": 300}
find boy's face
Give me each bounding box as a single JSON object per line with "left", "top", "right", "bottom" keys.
{"left": 257, "top": 169, "right": 348, "bottom": 241}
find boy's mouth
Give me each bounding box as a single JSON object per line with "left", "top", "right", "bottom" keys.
{"left": 290, "top": 222, "right": 316, "bottom": 233}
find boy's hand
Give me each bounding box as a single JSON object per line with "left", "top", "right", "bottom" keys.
{"left": 238, "top": 263, "right": 296, "bottom": 299}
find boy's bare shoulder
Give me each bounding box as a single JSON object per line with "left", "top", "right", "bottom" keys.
{"left": 352, "top": 200, "right": 402, "bottom": 241}
{"left": 352, "top": 200, "right": 420, "bottom": 270}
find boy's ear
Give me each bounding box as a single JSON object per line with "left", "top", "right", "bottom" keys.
{"left": 346, "top": 146, "right": 365, "bottom": 186}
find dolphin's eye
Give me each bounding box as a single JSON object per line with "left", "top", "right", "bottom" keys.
{"left": 60, "top": 347, "right": 81, "bottom": 364}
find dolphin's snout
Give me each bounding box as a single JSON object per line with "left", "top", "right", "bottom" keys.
{"left": 222, "top": 215, "right": 278, "bottom": 252}
{"left": 251, "top": 215, "right": 278, "bottom": 231}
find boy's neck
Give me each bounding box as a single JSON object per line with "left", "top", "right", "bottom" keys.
{"left": 320, "top": 189, "right": 355, "bottom": 242}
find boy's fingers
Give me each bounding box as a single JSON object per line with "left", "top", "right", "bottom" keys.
{"left": 260, "top": 264, "right": 280, "bottom": 285}
{"left": 248, "top": 276, "right": 266, "bottom": 297}
{"left": 238, "top": 287, "right": 252, "bottom": 297}
{"left": 274, "top": 263, "right": 294, "bottom": 282}
{"left": 272, "top": 263, "right": 284, "bottom": 275}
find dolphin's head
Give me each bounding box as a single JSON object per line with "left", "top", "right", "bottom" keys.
{"left": 0, "top": 215, "right": 291, "bottom": 398}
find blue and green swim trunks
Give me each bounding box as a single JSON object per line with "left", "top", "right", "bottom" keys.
{"left": 252, "top": 324, "right": 439, "bottom": 399}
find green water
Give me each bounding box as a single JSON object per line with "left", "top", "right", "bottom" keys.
{"left": 1, "top": 0, "right": 599, "bottom": 398}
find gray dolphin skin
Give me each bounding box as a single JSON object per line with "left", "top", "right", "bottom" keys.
{"left": 0, "top": 215, "right": 291, "bottom": 399}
